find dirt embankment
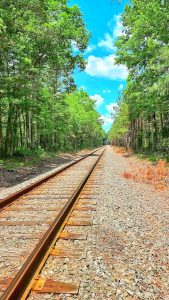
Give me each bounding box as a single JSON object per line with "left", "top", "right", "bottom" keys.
{"left": 0, "top": 149, "right": 90, "bottom": 191}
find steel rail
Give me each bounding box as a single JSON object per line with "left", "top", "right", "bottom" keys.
{"left": 0, "top": 147, "right": 103, "bottom": 211}
{"left": 1, "top": 148, "right": 105, "bottom": 300}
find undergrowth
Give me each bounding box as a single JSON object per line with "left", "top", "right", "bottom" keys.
{"left": 0, "top": 148, "right": 58, "bottom": 171}
{"left": 123, "top": 159, "right": 169, "bottom": 190}
{"left": 113, "top": 146, "right": 169, "bottom": 190}
{"left": 136, "top": 152, "right": 169, "bottom": 163}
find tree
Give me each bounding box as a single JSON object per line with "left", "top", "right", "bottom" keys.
{"left": 0, "top": 0, "right": 104, "bottom": 157}
{"left": 109, "top": 0, "right": 169, "bottom": 153}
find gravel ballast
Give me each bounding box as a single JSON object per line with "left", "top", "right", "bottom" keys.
{"left": 8, "top": 146, "right": 169, "bottom": 299}
{"left": 27, "top": 146, "right": 168, "bottom": 299}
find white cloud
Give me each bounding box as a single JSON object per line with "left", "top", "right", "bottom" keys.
{"left": 100, "top": 114, "right": 113, "bottom": 125}
{"left": 118, "top": 84, "right": 124, "bottom": 91}
{"left": 86, "top": 55, "right": 128, "bottom": 80}
{"left": 85, "top": 44, "right": 96, "bottom": 54}
{"left": 100, "top": 114, "right": 113, "bottom": 132}
{"left": 98, "top": 15, "right": 124, "bottom": 52}
{"left": 100, "top": 104, "right": 119, "bottom": 132}
{"left": 98, "top": 33, "right": 114, "bottom": 51}
{"left": 103, "top": 89, "right": 111, "bottom": 93}
{"left": 113, "top": 15, "right": 124, "bottom": 38}
{"left": 106, "top": 103, "right": 118, "bottom": 114}
{"left": 90, "top": 94, "right": 104, "bottom": 107}
{"left": 108, "top": 14, "right": 124, "bottom": 38}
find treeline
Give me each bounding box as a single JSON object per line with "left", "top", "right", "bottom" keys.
{"left": 0, "top": 0, "right": 104, "bottom": 156}
{"left": 108, "top": 0, "right": 169, "bottom": 153}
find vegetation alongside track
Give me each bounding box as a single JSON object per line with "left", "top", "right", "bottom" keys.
{"left": 0, "top": 1, "right": 104, "bottom": 157}
{"left": 108, "top": 0, "right": 169, "bottom": 156}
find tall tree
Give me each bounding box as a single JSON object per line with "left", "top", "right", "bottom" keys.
{"left": 109, "top": 0, "right": 169, "bottom": 153}
{"left": 0, "top": 1, "right": 105, "bottom": 157}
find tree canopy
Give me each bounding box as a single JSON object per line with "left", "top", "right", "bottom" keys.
{"left": 0, "top": 0, "right": 104, "bottom": 156}
{"left": 108, "top": 0, "right": 169, "bottom": 153}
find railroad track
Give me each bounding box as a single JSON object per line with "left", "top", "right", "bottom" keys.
{"left": 0, "top": 147, "right": 105, "bottom": 299}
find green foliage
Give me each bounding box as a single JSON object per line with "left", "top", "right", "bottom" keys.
{"left": 109, "top": 0, "right": 169, "bottom": 153}
{"left": 63, "top": 90, "right": 105, "bottom": 150}
{"left": 0, "top": 1, "right": 104, "bottom": 157}
{"left": 13, "top": 146, "right": 46, "bottom": 158}
{"left": 108, "top": 102, "right": 129, "bottom": 146}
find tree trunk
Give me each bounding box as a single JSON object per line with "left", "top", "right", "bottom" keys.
{"left": 0, "top": 104, "right": 3, "bottom": 154}
{"left": 152, "top": 111, "right": 158, "bottom": 151}
{"left": 5, "top": 103, "right": 14, "bottom": 156}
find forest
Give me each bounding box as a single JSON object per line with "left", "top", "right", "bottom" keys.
{"left": 0, "top": 0, "right": 104, "bottom": 157}
{"left": 1, "top": 0, "right": 169, "bottom": 160}
{"left": 108, "top": 0, "right": 169, "bottom": 156}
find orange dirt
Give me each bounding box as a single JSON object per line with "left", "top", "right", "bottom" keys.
{"left": 123, "top": 159, "right": 169, "bottom": 191}
{"left": 114, "top": 147, "right": 127, "bottom": 155}
{"left": 113, "top": 147, "right": 133, "bottom": 156}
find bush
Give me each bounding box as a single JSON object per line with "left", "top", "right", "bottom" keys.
{"left": 13, "top": 146, "right": 46, "bottom": 157}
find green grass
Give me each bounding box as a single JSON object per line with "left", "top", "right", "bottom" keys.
{"left": 0, "top": 146, "right": 94, "bottom": 171}
{"left": 2, "top": 160, "right": 25, "bottom": 171}
{"left": 136, "top": 152, "right": 169, "bottom": 164}
{"left": 0, "top": 150, "right": 58, "bottom": 171}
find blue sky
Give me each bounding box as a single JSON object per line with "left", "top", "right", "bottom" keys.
{"left": 69, "top": 0, "right": 129, "bottom": 132}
